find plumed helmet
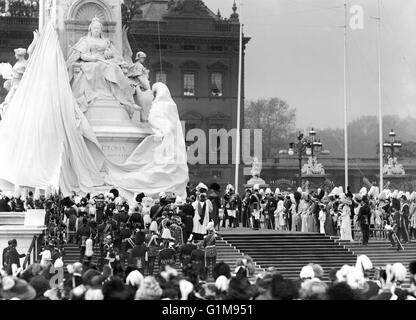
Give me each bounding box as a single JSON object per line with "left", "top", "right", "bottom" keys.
{"left": 196, "top": 183, "right": 208, "bottom": 192}
{"left": 253, "top": 184, "right": 260, "bottom": 191}
{"left": 300, "top": 265, "right": 315, "bottom": 279}
{"left": 410, "top": 192, "right": 416, "bottom": 202}
{"left": 226, "top": 184, "right": 234, "bottom": 193}
{"left": 136, "top": 51, "right": 147, "bottom": 60}
{"left": 359, "top": 187, "right": 367, "bottom": 196}
{"left": 275, "top": 188, "right": 281, "bottom": 195}
{"left": 391, "top": 263, "right": 407, "bottom": 282}
{"left": 206, "top": 221, "right": 215, "bottom": 232}
{"left": 265, "top": 188, "right": 272, "bottom": 195}
{"left": 368, "top": 186, "right": 380, "bottom": 199}
{"left": 355, "top": 255, "right": 373, "bottom": 274}
{"left": 14, "top": 48, "right": 27, "bottom": 56}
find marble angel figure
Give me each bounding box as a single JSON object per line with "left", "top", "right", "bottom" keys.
{"left": 0, "top": 30, "right": 39, "bottom": 119}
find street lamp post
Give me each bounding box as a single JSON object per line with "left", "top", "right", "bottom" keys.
{"left": 383, "top": 129, "right": 402, "bottom": 160}
{"left": 288, "top": 128, "right": 323, "bottom": 187}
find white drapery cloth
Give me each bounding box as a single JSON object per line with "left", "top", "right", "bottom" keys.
{"left": 0, "top": 23, "right": 105, "bottom": 196}
{"left": 105, "top": 82, "right": 189, "bottom": 199}
{"left": 0, "top": 24, "right": 189, "bottom": 199}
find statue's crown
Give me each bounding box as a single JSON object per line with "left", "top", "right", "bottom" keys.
{"left": 91, "top": 16, "right": 101, "bottom": 23}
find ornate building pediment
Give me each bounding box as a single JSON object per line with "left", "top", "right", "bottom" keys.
{"left": 207, "top": 112, "right": 230, "bottom": 121}
{"left": 181, "top": 111, "right": 204, "bottom": 121}
{"left": 207, "top": 61, "right": 228, "bottom": 71}
{"left": 180, "top": 60, "right": 200, "bottom": 70}
{"left": 151, "top": 60, "right": 173, "bottom": 71}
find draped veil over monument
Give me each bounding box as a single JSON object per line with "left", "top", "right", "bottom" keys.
{"left": 0, "top": 23, "right": 106, "bottom": 196}
{"left": 105, "top": 83, "right": 189, "bottom": 199}
{"left": 0, "top": 23, "right": 189, "bottom": 199}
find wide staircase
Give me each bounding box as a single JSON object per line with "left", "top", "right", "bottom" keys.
{"left": 221, "top": 231, "right": 357, "bottom": 280}
{"left": 62, "top": 239, "right": 260, "bottom": 279}
{"left": 336, "top": 239, "right": 416, "bottom": 287}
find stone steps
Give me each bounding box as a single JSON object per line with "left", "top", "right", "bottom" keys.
{"left": 221, "top": 231, "right": 356, "bottom": 280}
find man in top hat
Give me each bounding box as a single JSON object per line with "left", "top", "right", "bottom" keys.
{"left": 6, "top": 239, "right": 25, "bottom": 275}
{"left": 241, "top": 188, "right": 253, "bottom": 228}
{"left": 0, "top": 191, "right": 12, "bottom": 212}
{"left": 208, "top": 183, "right": 221, "bottom": 229}
{"left": 250, "top": 184, "right": 262, "bottom": 230}
{"left": 400, "top": 195, "right": 410, "bottom": 244}
{"left": 223, "top": 184, "right": 239, "bottom": 229}
{"left": 357, "top": 195, "right": 371, "bottom": 246}
{"left": 192, "top": 183, "right": 213, "bottom": 241}
{"left": 150, "top": 192, "right": 168, "bottom": 221}
{"left": 263, "top": 188, "right": 277, "bottom": 230}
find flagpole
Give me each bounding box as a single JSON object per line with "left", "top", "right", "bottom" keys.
{"left": 377, "top": 0, "right": 383, "bottom": 190}
{"left": 343, "top": 0, "right": 348, "bottom": 191}
{"left": 235, "top": 21, "right": 243, "bottom": 193}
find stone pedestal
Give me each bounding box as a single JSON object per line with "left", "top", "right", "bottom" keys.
{"left": 300, "top": 174, "right": 331, "bottom": 191}
{"left": 0, "top": 213, "right": 26, "bottom": 225}
{"left": 0, "top": 225, "right": 45, "bottom": 263}
{"left": 245, "top": 177, "right": 269, "bottom": 189}
{"left": 85, "top": 98, "right": 152, "bottom": 164}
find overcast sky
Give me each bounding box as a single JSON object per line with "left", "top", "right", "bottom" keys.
{"left": 207, "top": 0, "right": 416, "bottom": 129}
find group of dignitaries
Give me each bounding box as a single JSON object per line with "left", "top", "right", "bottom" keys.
{"left": 1, "top": 182, "right": 415, "bottom": 280}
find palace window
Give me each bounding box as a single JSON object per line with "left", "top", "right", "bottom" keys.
{"left": 210, "top": 72, "right": 223, "bottom": 97}
{"left": 155, "top": 70, "right": 167, "bottom": 84}
{"left": 183, "top": 73, "right": 195, "bottom": 96}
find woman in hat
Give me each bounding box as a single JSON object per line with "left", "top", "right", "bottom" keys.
{"left": 145, "top": 221, "right": 160, "bottom": 276}
{"left": 340, "top": 194, "right": 353, "bottom": 241}
{"left": 203, "top": 222, "right": 217, "bottom": 280}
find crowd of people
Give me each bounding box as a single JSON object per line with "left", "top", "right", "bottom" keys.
{"left": 0, "top": 0, "right": 39, "bottom": 18}
{"left": 0, "top": 182, "right": 415, "bottom": 300}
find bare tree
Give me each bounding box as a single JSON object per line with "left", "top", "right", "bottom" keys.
{"left": 245, "top": 98, "right": 296, "bottom": 157}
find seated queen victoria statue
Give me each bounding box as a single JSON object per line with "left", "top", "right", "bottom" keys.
{"left": 67, "top": 17, "right": 140, "bottom": 116}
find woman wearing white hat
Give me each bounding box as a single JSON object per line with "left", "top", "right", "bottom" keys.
{"left": 340, "top": 194, "right": 353, "bottom": 241}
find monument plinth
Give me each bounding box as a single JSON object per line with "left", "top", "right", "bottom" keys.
{"left": 85, "top": 97, "right": 152, "bottom": 164}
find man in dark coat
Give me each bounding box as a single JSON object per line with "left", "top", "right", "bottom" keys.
{"left": 6, "top": 239, "right": 25, "bottom": 275}
{"left": 357, "top": 195, "right": 371, "bottom": 246}
{"left": 180, "top": 198, "right": 194, "bottom": 241}
{"left": 179, "top": 236, "right": 197, "bottom": 268}
{"left": 400, "top": 195, "right": 410, "bottom": 243}
{"left": 2, "top": 240, "right": 12, "bottom": 269}
{"left": 0, "top": 194, "right": 11, "bottom": 212}
{"left": 150, "top": 193, "right": 168, "bottom": 221}
{"left": 208, "top": 183, "right": 221, "bottom": 228}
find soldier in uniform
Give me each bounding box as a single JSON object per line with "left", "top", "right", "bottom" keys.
{"left": 250, "top": 185, "right": 262, "bottom": 230}
{"left": 208, "top": 183, "right": 221, "bottom": 229}
{"left": 179, "top": 235, "right": 197, "bottom": 269}
{"left": 223, "top": 184, "right": 238, "bottom": 228}
{"left": 264, "top": 188, "right": 277, "bottom": 230}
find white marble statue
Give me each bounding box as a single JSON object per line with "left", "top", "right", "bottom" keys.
{"left": 0, "top": 31, "right": 39, "bottom": 119}
{"left": 383, "top": 156, "right": 405, "bottom": 175}
{"left": 66, "top": 17, "right": 140, "bottom": 117}
{"left": 127, "top": 50, "right": 153, "bottom": 122}
{"left": 302, "top": 156, "right": 325, "bottom": 175}
{"left": 0, "top": 23, "right": 188, "bottom": 199}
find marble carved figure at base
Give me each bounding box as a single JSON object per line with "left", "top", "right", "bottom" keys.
{"left": 0, "top": 31, "right": 39, "bottom": 119}
{"left": 67, "top": 17, "right": 140, "bottom": 117}
{"left": 0, "top": 23, "right": 189, "bottom": 199}
{"left": 127, "top": 51, "right": 153, "bottom": 122}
